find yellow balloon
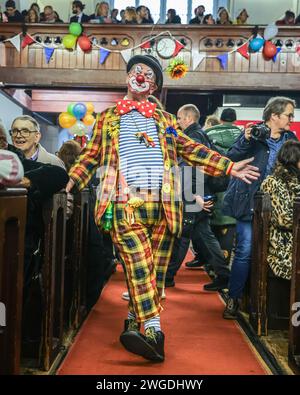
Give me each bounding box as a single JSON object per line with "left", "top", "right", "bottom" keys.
{"left": 86, "top": 102, "right": 95, "bottom": 114}
{"left": 59, "top": 112, "right": 76, "bottom": 129}
{"left": 82, "top": 113, "right": 95, "bottom": 126}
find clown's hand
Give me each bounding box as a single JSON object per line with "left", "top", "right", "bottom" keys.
{"left": 230, "top": 157, "right": 260, "bottom": 184}
{"left": 66, "top": 178, "right": 75, "bottom": 193}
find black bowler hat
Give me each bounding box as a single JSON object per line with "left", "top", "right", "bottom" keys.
{"left": 127, "top": 55, "right": 163, "bottom": 90}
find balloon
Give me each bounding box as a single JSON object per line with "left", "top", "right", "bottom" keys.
{"left": 249, "top": 37, "right": 265, "bottom": 52}
{"left": 59, "top": 112, "right": 76, "bottom": 128}
{"left": 69, "top": 121, "right": 87, "bottom": 136}
{"left": 86, "top": 102, "right": 95, "bottom": 114}
{"left": 263, "top": 41, "right": 277, "bottom": 59}
{"left": 69, "top": 22, "right": 82, "bottom": 37}
{"left": 264, "top": 23, "right": 278, "bottom": 41}
{"left": 73, "top": 103, "right": 87, "bottom": 119}
{"left": 63, "top": 34, "right": 77, "bottom": 49}
{"left": 67, "top": 103, "right": 75, "bottom": 116}
{"left": 78, "top": 35, "right": 92, "bottom": 52}
{"left": 82, "top": 113, "right": 95, "bottom": 126}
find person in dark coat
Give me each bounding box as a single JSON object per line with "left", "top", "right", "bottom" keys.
{"left": 165, "top": 104, "right": 230, "bottom": 291}
{"left": 4, "top": 0, "right": 23, "bottom": 22}
{"left": 70, "top": 0, "right": 90, "bottom": 23}
{"left": 223, "top": 96, "right": 298, "bottom": 319}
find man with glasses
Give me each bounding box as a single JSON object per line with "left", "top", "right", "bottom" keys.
{"left": 10, "top": 115, "right": 65, "bottom": 168}
{"left": 222, "top": 96, "right": 298, "bottom": 319}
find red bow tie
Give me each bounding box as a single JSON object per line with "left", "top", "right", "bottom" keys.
{"left": 116, "top": 99, "right": 156, "bottom": 118}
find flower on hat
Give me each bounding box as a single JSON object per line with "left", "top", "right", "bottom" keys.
{"left": 166, "top": 58, "right": 188, "bottom": 80}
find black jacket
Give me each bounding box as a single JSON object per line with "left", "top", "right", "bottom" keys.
{"left": 223, "top": 131, "right": 298, "bottom": 221}
{"left": 70, "top": 14, "right": 90, "bottom": 23}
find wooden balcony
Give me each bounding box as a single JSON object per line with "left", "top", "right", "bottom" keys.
{"left": 0, "top": 24, "right": 300, "bottom": 90}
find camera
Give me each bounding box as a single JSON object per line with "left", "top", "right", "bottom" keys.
{"left": 203, "top": 195, "right": 217, "bottom": 202}
{"left": 250, "top": 123, "right": 271, "bottom": 142}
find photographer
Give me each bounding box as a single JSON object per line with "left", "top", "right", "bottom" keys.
{"left": 222, "top": 96, "right": 298, "bottom": 319}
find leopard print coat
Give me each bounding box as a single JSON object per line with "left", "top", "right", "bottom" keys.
{"left": 261, "top": 173, "right": 300, "bottom": 280}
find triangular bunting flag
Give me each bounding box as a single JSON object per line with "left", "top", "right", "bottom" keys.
{"left": 140, "top": 40, "right": 151, "bottom": 49}
{"left": 272, "top": 47, "right": 281, "bottom": 62}
{"left": 217, "top": 53, "right": 228, "bottom": 69}
{"left": 5, "top": 33, "right": 21, "bottom": 52}
{"left": 237, "top": 42, "right": 249, "bottom": 59}
{"left": 192, "top": 52, "right": 205, "bottom": 71}
{"left": 296, "top": 45, "right": 300, "bottom": 56}
{"left": 44, "top": 47, "right": 55, "bottom": 64}
{"left": 21, "top": 34, "right": 35, "bottom": 49}
{"left": 172, "top": 40, "right": 185, "bottom": 57}
{"left": 121, "top": 48, "right": 132, "bottom": 64}
{"left": 99, "top": 48, "right": 110, "bottom": 64}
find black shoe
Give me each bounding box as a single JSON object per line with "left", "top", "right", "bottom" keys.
{"left": 185, "top": 259, "right": 205, "bottom": 269}
{"left": 165, "top": 278, "right": 175, "bottom": 288}
{"left": 223, "top": 298, "right": 239, "bottom": 319}
{"left": 122, "top": 319, "right": 141, "bottom": 333}
{"left": 203, "top": 276, "right": 228, "bottom": 291}
{"left": 120, "top": 327, "right": 165, "bottom": 362}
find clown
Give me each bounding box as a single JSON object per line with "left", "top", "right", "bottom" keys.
{"left": 66, "top": 54, "right": 259, "bottom": 362}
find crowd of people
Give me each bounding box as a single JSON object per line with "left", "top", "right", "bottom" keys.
{"left": 1, "top": 1, "right": 300, "bottom": 25}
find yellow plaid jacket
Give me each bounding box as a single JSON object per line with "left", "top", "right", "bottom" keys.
{"left": 69, "top": 105, "right": 233, "bottom": 236}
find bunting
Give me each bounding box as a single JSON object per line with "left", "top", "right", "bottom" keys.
{"left": 237, "top": 42, "right": 249, "bottom": 60}
{"left": 21, "top": 34, "right": 35, "bottom": 49}
{"left": 217, "top": 53, "right": 228, "bottom": 69}
{"left": 44, "top": 47, "right": 55, "bottom": 64}
{"left": 99, "top": 48, "right": 110, "bottom": 64}
{"left": 140, "top": 40, "right": 151, "bottom": 50}
{"left": 192, "top": 52, "right": 206, "bottom": 71}
{"left": 272, "top": 47, "right": 281, "bottom": 62}
{"left": 172, "top": 40, "right": 185, "bottom": 57}
{"left": 4, "top": 33, "right": 21, "bottom": 52}
{"left": 121, "top": 48, "right": 132, "bottom": 64}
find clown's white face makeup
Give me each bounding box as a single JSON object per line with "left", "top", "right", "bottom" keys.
{"left": 126, "top": 63, "right": 157, "bottom": 100}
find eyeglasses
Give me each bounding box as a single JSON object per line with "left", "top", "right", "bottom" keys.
{"left": 281, "top": 113, "right": 295, "bottom": 121}
{"left": 10, "top": 128, "right": 38, "bottom": 137}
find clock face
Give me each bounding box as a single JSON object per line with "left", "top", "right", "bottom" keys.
{"left": 156, "top": 37, "right": 176, "bottom": 59}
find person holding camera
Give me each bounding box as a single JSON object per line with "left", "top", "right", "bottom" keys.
{"left": 222, "top": 96, "right": 298, "bottom": 319}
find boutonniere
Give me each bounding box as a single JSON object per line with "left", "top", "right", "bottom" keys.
{"left": 166, "top": 126, "right": 178, "bottom": 138}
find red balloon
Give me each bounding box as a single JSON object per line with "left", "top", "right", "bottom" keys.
{"left": 78, "top": 35, "right": 92, "bottom": 52}
{"left": 263, "top": 41, "right": 277, "bottom": 59}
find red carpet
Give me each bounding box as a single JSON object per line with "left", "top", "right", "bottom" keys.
{"left": 58, "top": 252, "right": 269, "bottom": 375}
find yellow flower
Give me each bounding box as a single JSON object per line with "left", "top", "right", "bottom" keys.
{"left": 166, "top": 58, "right": 189, "bottom": 80}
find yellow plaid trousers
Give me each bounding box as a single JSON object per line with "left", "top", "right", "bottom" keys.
{"left": 111, "top": 200, "right": 174, "bottom": 323}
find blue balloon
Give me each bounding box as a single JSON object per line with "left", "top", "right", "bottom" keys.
{"left": 249, "top": 37, "right": 265, "bottom": 52}
{"left": 73, "top": 103, "right": 87, "bottom": 120}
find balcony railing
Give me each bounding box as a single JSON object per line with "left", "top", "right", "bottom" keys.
{"left": 0, "top": 24, "right": 300, "bottom": 90}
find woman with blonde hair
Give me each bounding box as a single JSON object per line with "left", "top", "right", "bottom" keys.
{"left": 234, "top": 9, "right": 249, "bottom": 25}
{"left": 123, "top": 7, "right": 137, "bottom": 24}
{"left": 217, "top": 7, "right": 232, "bottom": 25}
{"left": 25, "top": 7, "right": 40, "bottom": 23}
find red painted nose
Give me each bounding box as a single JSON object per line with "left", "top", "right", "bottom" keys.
{"left": 136, "top": 74, "right": 145, "bottom": 84}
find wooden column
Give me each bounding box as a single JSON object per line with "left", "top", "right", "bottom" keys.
{"left": 289, "top": 196, "right": 300, "bottom": 374}
{"left": 249, "top": 191, "right": 272, "bottom": 336}
{"left": 0, "top": 188, "right": 27, "bottom": 375}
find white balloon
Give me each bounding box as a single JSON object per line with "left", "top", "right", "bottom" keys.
{"left": 264, "top": 23, "right": 278, "bottom": 41}
{"left": 69, "top": 121, "right": 87, "bottom": 136}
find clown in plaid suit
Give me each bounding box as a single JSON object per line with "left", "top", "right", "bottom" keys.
{"left": 67, "top": 55, "right": 259, "bottom": 362}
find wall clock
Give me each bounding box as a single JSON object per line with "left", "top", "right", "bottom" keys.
{"left": 156, "top": 37, "right": 176, "bottom": 59}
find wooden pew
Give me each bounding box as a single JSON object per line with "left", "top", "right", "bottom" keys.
{"left": 289, "top": 196, "right": 300, "bottom": 374}
{"left": 64, "top": 189, "right": 89, "bottom": 332}
{"left": 0, "top": 188, "right": 27, "bottom": 375}
{"left": 39, "top": 191, "right": 67, "bottom": 371}
{"left": 249, "top": 191, "right": 272, "bottom": 336}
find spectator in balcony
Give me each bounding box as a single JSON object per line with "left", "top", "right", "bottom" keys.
{"left": 41, "top": 6, "right": 56, "bottom": 23}
{"left": 136, "top": 5, "right": 150, "bottom": 24}
{"left": 189, "top": 5, "right": 205, "bottom": 24}
{"left": 217, "top": 8, "right": 232, "bottom": 25}
{"left": 234, "top": 8, "right": 249, "bottom": 25}
{"left": 123, "top": 7, "right": 138, "bottom": 24}
{"left": 4, "top": 0, "right": 23, "bottom": 22}
{"left": 166, "top": 9, "right": 181, "bottom": 24}
{"left": 119, "top": 9, "right": 126, "bottom": 23}
{"left": 70, "top": 1, "right": 90, "bottom": 23}
{"left": 276, "top": 10, "right": 295, "bottom": 25}
{"left": 204, "top": 115, "right": 220, "bottom": 129}
{"left": 25, "top": 7, "right": 40, "bottom": 23}
{"left": 111, "top": 8, "right": 119, "bottom": 23}
{"left": 22, "top": 2, "right": 40, "bottom": 18}
{"left": 261, "top": 140, "right": 300, "bottom": 281}
{"left": 10, "top": 115, "right": 65, "bottom": 168}
{"left": 90, "top": 1, "right": 112, "bottom": 23}
{"left": 144, "top": 7, "right": 154, "bottom": 24}
{"left": 54, "top": 11, "right": 64, "bottom": 23}
{"left": 203, "top": 14, "right": 215, "bottom": 25}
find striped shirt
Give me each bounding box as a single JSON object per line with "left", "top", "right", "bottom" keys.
{"left": 119, "top": 110, "right": 164, "bottom": 189}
